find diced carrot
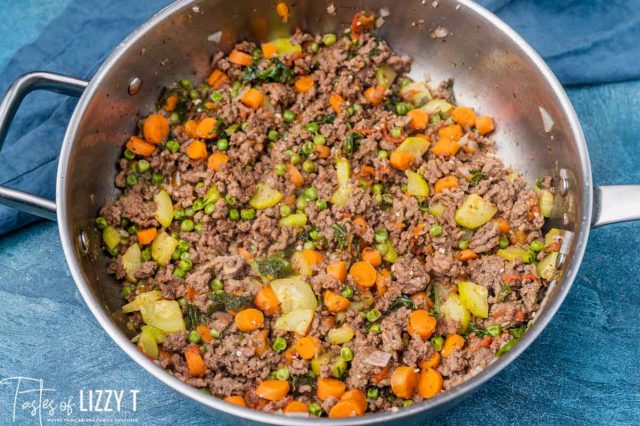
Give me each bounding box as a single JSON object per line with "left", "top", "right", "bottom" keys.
{"left": 375, "top": 270, "right": 389, "bottom": 296}
{"left": 288, "top": 163, "right": 304, "bottom": 187}
{"left": 361, "top": 247, "right": 382, "bottom": 267}
{"left": 207, "top": 69, "right": 229, "bottom": 88}
{"left": 357, "top": 165, "right": 375, "bottom": 178}
{"left": 327, "top": 261, "right": 347, "bottom": 282}
{"left": 237, "top": 247, "right": 253, "bottom": 261}
{"left": 228, "top": 49, "right": 253, "bottom": 66}
{"left": 329, "top": 399, "right": 363, "bottom": 418}
{"left": 282, "top": 346, "right": 295, "bottom": 364}
{"left": 390, "top": 366, "right": 419, "bottom": 398}
{"left": 495, "top": 218, "right": 510, "bottom": 234}
{"left": 143, "top": 114, "right": 170, "bottom": 144}
{"left": 434, "top": 175, "right": 459, "bottom": 193}
{"left": 317, "top": 378, "right": 346, "bottom": 401}
{"left": 352, "top": 216, "right": 368, "bottom": 234}
{"left": 323, "top": 290, "right": 350, "bottom": 313}
{"left": 276, "top": 2, "right": 289, "bottom": 22}
{"left": 451, "top": 106, "right": 476, "bottom": 127}
{"left": 456, "top": 249, "right": 478, "bottom": 262}
{"left": 184, "top": 119, "right": 199, "bottom": 138}
{"left": 418, "top": 367, "right": 443, "bottom": 399}
{"left": 254, "top": 286, "right": 280, "bottom": 315}
{"left": 363, "top": 85, "right": 386, "bottom": 105}
{"left": 330, "top": 93, "right": 345, "bottom": 113}
{"left": 126, "top": 136, "right": 156, "bottom": 157}
{"left": 136, "top": 228, "right": 157, "bottom": 245}
{"left": 475, "top": 115, "right": 494, "bottom": 135}
{"left": 389, "top": 150, "right": 414, "bottom": 170}
{"left": 408, "top": 310, "right": 437, "bottom": 339}
{"left": 438, "top": 124, "right": 463, "bottom": 141}
{"left": 197, "top": 325, "right": 213, "bottom": 343}
{"left": 350, "top": 11, "right": 375, "bottom": 39}
{"left": 407, "top": 108, "right": 429, "bottom": 130}
{"left": 256, "top": 380, "right": 290, "bottom": 401}
{"left": 301, "top": 249, "right": 324, "bottom": 266}
{"left": 349, "top": 261, "right": 377, "bottom": 288}
{"left": 164, "top": 94, "right": 178, "bottom": 112}
{"left": 442, "top": 334, "right": 465, "bottom": 358}
{"left": 510, "top": 229, "right": 527, "bottom": 245}
{"left": 295, "top": 336, "right": 319, "bottom": 360}
{"left": 241, "top": 88, "right": 264, "bottom": 110}
{"left": 235, "top": 308, "right": 264, "bottom": 332}
{"left": 420, "top": 352, "right": 442, "bottom": 370}
{"left": 410, "top": 290, "right": 430, "bottom": 307}
{"left": 295, "top": 76, "right": 315, "bottom": 93}
{"left": 184, "top": 345, "right": 207, "bottom": 377}
{"left": 207, "top": 152, "right": 229, "bottom": 171}
{"left": 431, "top": 137, "right": 460, "bottom": 157}
{"left": 315, "top": 144, "right": 331, "bottom": 158}
{"left": 515, "top": 309, "right": 526, "bottom": 321}
{"left": 187, "top": 140, "right": 208, "bottom": 160}
{"left": 195, "top": 117, "right": 218, "bottom": 140}
{"left": 252, "top": 329, "right": 270, "bottom": 356}
{"left": 284, "top": 400, "right": 308, "bottom": 413}
{"left": 224, "top": 395, "right": 247, "bottom": 407}
{"left": 261, "top": 43, "right": 277, "bottom": 59}
{"left": 340, "top": 389, "right": 367, "bottom": 414}
{"left": 185, "top": 285, "right": 196, "bottom": 300}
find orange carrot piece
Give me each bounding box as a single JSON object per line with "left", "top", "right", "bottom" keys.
{"left": 371, "top": 364, "right": 389, "bottom": 384}
{"left": 390, "top": 366, "right": 419, "bottom": 398}
{"left": 187, "top": 140, "right": 208, "bottom": 160}
{"left": 349, "top": 261, "right": 377, "bottom": 288}
{"left": 295, "top": 336, "right": 318, "bottom": 360}
{"left": 235, "top": 308, "right": 264, "bottom": 332}
{"left": 164, "top": 94, "right": 178, "bottom": 112}
{"left": 389, "top": 150, "right": 414, "bottom": 170}
{"left": 495, "top": 218, "right": 510, "bottom": 235}
{"left": 418, "top": 367, "right": 443, "bottom": 399}
{"left": 126, "top": 136, "right": 156, "bottom": 157}
{"left": 317, "top": 378, "right": 346, "bottom": 401}
{"left": 261, "top": 43, "right": 277, "bottom": 58}
{"left": 237, "top": 247, "right": 253, "bottom": 260}
{"left": 431, "top": 137, "right": 460, "bottom": 157}
{"left": 143, "top": 113, "right": 170, "bottom": 144}
{"left": 301, "top": 249, "right": 324, "bottom": 266}
{"left": 224, "top": 395, "right": 247, "bottom": 407}
{"left": 197, "top": 325, "right": 213, "bottom": 343}
{"left": 207, "top": 69, "right": 229, "bottom": 88}
{"left": 241, "top": 88, "right": 264, "bottom": 110}
{"left": 295, "top": 76, "right": 315, "bottom": 93}
{"left": 327, "top": 261, "right": 347, "bottom": 282}
{"left": 253, "top": 286, "right": 280, "bottom": 315}
{"left": 228, "top": 49, "right": 253, "bottom": 66}
{"left": 329, "top": 399, "right": 363, "bottom": 418}
{"left": 361, "top": 247, "right": 382, "bottom": 267}
{"left": 330, "top": 93, "right": 345, "bottom": 113}
{"left": 408, "top": 108, "right": 429, "bottom": 130}
{"left": 276, "top": 2, "right": 289, "bottom": 22}
{"left": 475, "top": 115, "right": 494, "bottom": 135}
{"left": 184, "top": 119, "right": 199, "bottom": 138}
{"left": 323, "top": 290, "right": 350, "bottom": 313}
{"left": 195, "top": 117, "right": 218, "bottom": 139}
{"left": 256, "top": 380, "right": 290, "bottom": 401}
{"left": 252, "top": 329, "right": 270, "bottom": 356}
{"left": 451, "top": 106, "right": 476, "bottom": 127}
{"left": 434, "top": 175, "right": 459, "bottom": 193}
{"left": 420, "top": 352, "right": 442, "bottom": 370}
{"left": 288, "top": 163, "right": 304, "bottom": 187}
{"left": 408, "top": 310, "right": 437, "bottom": 339}
{"left": 438, "top": 124, "right": 463, "bottom": 141}
{"left": 340, "top": 389, "right": 367, "bottom": 414}
{"left": 315, "top": 144, "right": 331, "bottom": 158}
{"left": 185, "top": 285, "right": 195, "bottom": 300}
{"left": 207, "top": 151, "right": 229, "bottom": 171}
{"left": 184, "top": 345, "right": 207, "bottom": 377}
{"left": 375, "top": 269, "right": 389, "bottom": 296}
{"left": 363, "top": 85, "right": 386, "bottom": 105}
{"left": 284, "top": 400, "right": 308, "bottom": 413}
{"left": 456, "top": 249, "right": 478, "bottom": 262}
{"left": 136, "top": 228, "right": 157, "bottom": 245}
{"left": 442, "top": 334, "right": 465, "bottom": 358}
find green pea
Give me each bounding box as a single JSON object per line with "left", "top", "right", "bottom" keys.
{"left": 275, "top": 163, "right": 287, "bottom": 176}
{"left": 127, "top": 225, "right": 139, "bottom": 235}
{"left": 179, "top": 259, "right": 193, "bottom": 271}
{"left": 178, "top": 242, "right": 189, "bottom": 254}
{"left": 210, "top": 329, "right": 221, "bottom": 338}
{"left": 164, "top": 139, "right": 179, "bottom": 153}
{"left": 228, "top": 208, "right": 240, "bottom": 221}
{"left": 341, "top": 286, "right": 354, "bottom": 299}
{"left": 530, "top": 240, "right": 544, "bottom": 252}
{"left": 376, "top": 242, "right": 389, "bottom": 256}
{"left": 303, "top": 241, "right": 316, "bottom": 250}
{"left": 204, "top": 203, "right": 216, "bottom": 215}
{"left": 169, "top": 112, "right": 180, "bottom": 124}
{"left": 499, "top": 235, "right": 510, "bottom": 249}
{"left": 374, "top": 229, "right": 388, "bottom": 243}
{"left": 283, "top": 110, "right": 296, "bottom": 123}
{"left": 310, "top": 42, "right": 320, "bottom": 53}
{"left": 192, "top": 199, "right": 204, "bottom": 211}
{"left": 174, "top": 268, "right": 186, "bottom": 279}
{"left": 430, "top": 113, "right": 442, "bottom": 124}
{"left": 267, "top": 129, "right": 280, "bottom": 141}
{"left": 458, "top": 239, "right": 469, "bottom": 250}
{"left": 123, "top": 149, "right": 135, "bottom": 160}
{"left": 274, "top": 366, "right": 290, "bottom": 381}
{"left": 340, "top": 346, "right": 354, "bottom": 361}
{"left": 309, "top": 230, "right": 320, "bottom": 241}
{"left": 272, "top": 337, "right": 287, "bottom": 353}
{"left": 225, "top": 123, "right": 239, "bottom": 135}
{"left": 377, "top": 150, "right": 389, "bottom": 160}
{"left": 136, "top": 160, "right": 150, "bottom": 173}
{"left": 216, "top": 138, "right": 229, "bottom": 151}
{"left": 172, "top": 249, "right": 183, "bottom": 261}
{"left": 302, "top": 160, "right": 316, "bottom": 173}
{"left": 195, "top": 222, "right": 203, "bottom": 233}
{"left": 210, "top": 91, "right": 223, "bottom": 103}
{"left": 366, "top": 386, "right": 379, "bottom": 399}
{"left": 347, "top": 105, "right": 355, "bottom": 116}
{"left": 313, "top": 134, "right": 326, "bottom": 145}
{"left": 390, "top": 127, "right": 403, "bottom": 138}
{"left": 402, "top": 400, "right": 413, "bottom": 407}
{"left": 369, "top": 323, "right": 381, "bottom": 333}
{"left": 241, "top": 122, "right": 249, "bottom": 133}
{"left": 395, "top": 102, "right": 411, "bottom": 116}
{"left": 151, "top": 173, "right": 165, "bottom": 185}
{"left": 372, "top": 183, "right": 383, "bottom": 194}
{"left": 301, "top": 141, "right": 315, "bottom": 155}
{"left": 304, "top": 187, "right": 318, "bottom": 200}
{"left": 179, "top": 79, "right": 193, "bottom": 90}
{"left": 322, "top": 33, "right": 337, "bottom": 46}
{"left": 210, "top": 279, "right": 223, "bottom": 292}
{"left": 180, "top": 251, "right": 190, "bottom": 261}
{"left": 188, "top": 330, "right": 201, "bottom": 344}
{"left": 429, "top": 225, "right": 443, "bottom": 237}
{"left": 120, "top": 218, "right": 130, "bottom": 227}
{"left": 296, "top": 197, "right": 308, "bottom": 211}
{"left": 305, "top": 122, "right": 319, "bottom": 134}
{"left": 141, "top": 248, "right": 151, "bottom": 262}
{"left": 400, "top": 184, "right": 408, "bottom": 192}
{"left": 285, "top": 149, "right": 294, "bottom": 158}
{"left": 372, "top": 193, "right": 383, "bottom": 204}
{"left": 107, "top": 247, "right": 119, "bottom": 257}
{"left": 121, "top": 286, "right": 132, "bottom": 298}
{"left": 431, "top": 336, "right": 444, "bottom": 352}
{"left": 279, "top": 205, "right": 291, "bottom": 217}
{"left": 308, "top": 403, "right": 322, "bottom": 417}
{"left": 240, "top": 208, "right": 256, "bottom": 220}
{"left": 181, "top": 220, "right": 195, "bottom": 232}
{"left": 290, "top": 153, "right": 302, "bottom": 165}
{"left": 487, "top": 325, "right": 502, "bottom": 337}
{"left": 365, "top": 309, "right": 382, "bottom": 323}
{"left": 189, "top": 89, "right": 199, "bottom": 100}
{"left": 230, "top": 88, "right": 239, "bottom": 97}
{"left": 332, "top": 358, "right": 347, "bottom": 378}
{"left": 126, "top": 174, "right": 138, "bottom": 186}
{"left": 185, "top": 208, "right": 195, "bottom": 217}
{"left": 316, "top": 199, "right": 328, "bottom": 210}
{"left": 224, "top": 194, "right": 237, "bottom": 206}
{"left": 95, "top": 217, "right": 108, "bottom": 230}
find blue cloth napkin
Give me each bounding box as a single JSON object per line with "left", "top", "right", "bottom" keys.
{"left": 1, "top": 0, "right": 639, "bottom": 235}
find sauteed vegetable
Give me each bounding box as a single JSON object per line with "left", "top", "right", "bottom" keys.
{"left": 97, "top": 12, "right": 562, "bottom": 417}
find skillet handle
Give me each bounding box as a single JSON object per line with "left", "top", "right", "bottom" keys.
{"left": 0, "top": 71, "right": 88, "bottom": 220}
{"left": 592, "top": 185, "right": 640, "bottom": 227}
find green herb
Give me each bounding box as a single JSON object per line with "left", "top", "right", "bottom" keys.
{"left": 465, "top": 323, "right": 489, "bottom": 337}
{"left": 496, "top": 337, "right": 519, "bottom": 358}
{"left": 509, "top": 325, "right": 527, "bottom": 338}
{"left": 389, "top": 295, "right": 415, "bottom": 311}
{"left": 243, "top": 58, "right": 295, "bottom": 84}
{"left": 255, "top": 253, "right": 293, "bottom": 279}
{"left": 469, "top": 170, "right": 489, "bottom": 186}
{"left": 209, "top": 292, "right": 253, "bottom": 312}
{"left": 331, "top": 223, "right": 349, "bottom": 250}
{"left": 497, "top": 284, "right": 512, "bottom": 302}
{"left": 342, "top": 131, "right": 363, "bottom": 155}
{"left": 184, "top": 304, "right": 208, "bottom": 329}
{"left": 317, "top": 113, "right": 336, "bottom": 124}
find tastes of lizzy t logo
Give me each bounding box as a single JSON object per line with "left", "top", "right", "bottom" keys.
{"left": 0, "top": 376, "right": 139, "bottom": 424}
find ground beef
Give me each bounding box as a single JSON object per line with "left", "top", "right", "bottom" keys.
{"left": 391, "top": 256, "right": 430, "bottom": 294}
{"left": 469, "top": 221, "right": 500, "bottom": 253}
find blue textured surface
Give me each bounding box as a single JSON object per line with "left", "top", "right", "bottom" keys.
{"left": 1, "top": 1, "right": 639, "bottom": 425}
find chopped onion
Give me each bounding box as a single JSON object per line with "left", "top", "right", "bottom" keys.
{"left": 431, "top": 26, "right": 450, "bottom": 38}
{"left": 379, "top": 7, "right": 390, "bottom": 17}
{"left": 207, "top": 31, "right": 222, "bottom": 43}
{"left": 539, "top": 106, "right": 554, "bottom": 132}
{"left": 363, "top": 350, "right": 392, "bottom": 367}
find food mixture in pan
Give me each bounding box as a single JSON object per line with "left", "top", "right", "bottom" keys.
{"left": 96, "top": 12, "right": 562, "bottom": 418}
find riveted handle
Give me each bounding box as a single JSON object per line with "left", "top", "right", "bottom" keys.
{"left": 592, "top": 185, "right": 640, "bottom": 227}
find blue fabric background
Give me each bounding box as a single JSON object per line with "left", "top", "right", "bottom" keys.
{"left": 0, "top": 1, "right": 639, "bottom": 425}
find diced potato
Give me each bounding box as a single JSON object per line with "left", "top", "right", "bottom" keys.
{"left": 440, "top": 293, "right": 471, "bottom": 332}
{"left": 375, "top": 65, "right": 397, "bottom": 89}
{"left": 421, "top": 99, "right": 453, "bottom": 115}
{"left": 140, "top": 300, "right": 186, "bottom": 333}
{"left": 290, "top": 251, "right": 312, "bottom": 276}
{"left": 270, "top": 276, "right": 318, "bottom": 313}
{"left": 311, "top": 352, "right": 332, "bottom": 376}
{"left": 506, "top": 172, "right": 519, "bottom": 184}
{"left": 406, "top": 170, "right": 430, "bottom": 198}
{"left": 279, "top": 213, "right": 308, "bottom": 227}
{"left": 429, "top": 203, "right": 445, "bottom": 217}
{"left": 383, "top": 242, "right": 398, "bottom": 263}
{"left": 538, "top": 189, "right": 554, "bottom": 217}
{"left": 327, "top": 325, "right": 355, "bottom": 344}
{"left": 544, "top": 228, "right": 563, "bottom": 249}
{"left": 137, "top": 327, "right": 159, "bottom": 358}
{"left": 537, "top": 252, "right": 559, "bottom": 281}
{"left": 141, "top": 324, "right": 166, "bottom": 343}
{"left": 274, "top": 308, "right": 314, "bottom": 335}
{"left": 272, "top": 38, "right": 302, "bottom": 56}
{"left": 396, "top": 136, "right": 431, "bottom": 159}
{"left": 122, "top": 290, "right": 163, "bottom": 313}
{"left": 454, "top": 194, "right": 497, "bottom": 229}
{"left": 151, "top": 230, "right": 178, "bottom": 266}
{"left": 122, "top": 243, "right": 142, "bottom": 283}
{"left": 335, "top": 158, "right": 351, "bottom": 187}
{"left": 330, "top": 186, "right": 352, "bottom": 207}
{"left": 458, "top": 281, "right": 489, "bottom": 318}
{"left": 400, "top": 81, "right": 432, "bottom": 106}
{"left": 102, "top": 226, "right": 121, "bottom": 251}
{"left": 154, "top": 190, "right": 174, "bottom": 228}
{"left": 249, "top": 183, "right": 284, "bottom": 209}
{"left": 497, "top": 246, "right": 535, "bottom": 263}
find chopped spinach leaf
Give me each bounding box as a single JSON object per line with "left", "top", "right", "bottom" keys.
{"left": 255, "top": 253, "right": 293, "bottom": 280}
{"left": 497, "top": 284, "right": 512, "bottom": 302}
{"left": 509, "top": 325, "right": 527, "bottom": 338}
{"left": 342, "top": 131, "right": 363, "bottom": 155}
{"left": 469, "top": 170, "right": 488, "bottom": 186}
{"left": 389, "top": 295, "right": 415, "bottom": 311}
{"left": 185, "top": 303, "right": 208, "bottom": 329}
{"left": 209, "top": 292, "right": 253, "bottom": 312}
{"left": 332, "top": 224, "right": 348, "bottom": 250}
